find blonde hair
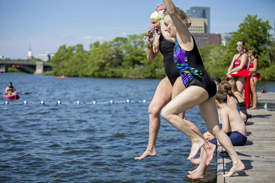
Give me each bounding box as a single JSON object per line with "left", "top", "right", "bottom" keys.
{"left": 218, "top": 80, "right": 234, "bottom": 97}
{"left": 176, "top": 7, "right": 191, "bottom": 28}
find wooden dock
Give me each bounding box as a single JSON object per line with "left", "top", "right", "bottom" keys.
{"left": 217, "top": 92, "right": 275, "bottom": 182}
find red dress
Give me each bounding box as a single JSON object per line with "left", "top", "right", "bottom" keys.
{"left": 231, "top": 59, "right": 250, "bottom": 79}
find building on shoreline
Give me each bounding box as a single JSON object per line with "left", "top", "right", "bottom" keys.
{"left": 186, "top": 6, "right": 210, "bottom": 33}
{"left": 27, "top": 47, "right": 33, "bottom": 59}
{"left": 189, "top": 18, "right": 208, "bottom": 34}
{"left": 38, "top": 53, "right": 55, "bottom": 62}
{"left": 192, "top": 33, "right": 221, "bottom": 48}
{"left": 221, "top": 33, "right": 233, "bottom": 46}
{"left": 186, "top": 6, "right": 221, "bottom": 48}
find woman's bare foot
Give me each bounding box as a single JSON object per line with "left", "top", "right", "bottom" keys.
{"left": 204, "top": 142, "right": 216, "bottom": 166}
{"left": 188, "top": 166, "right": 199, "bottom": 175}
{"left": 190, "top": 158, "right": 201, "bottom": 165}
{"left": 135, "top": 147, "right": 157, "bottom": 160}
{"left": 187, "top": 173, "right": 204, "bottom": 179}
{"left": 188, "top": 170, "right": 196, "bottom": 174}
{"left": 223, "top": 159, "right": 245, "bottom": 177}
{"left": 187, "top": 139, "right": 204, "bottom": 160}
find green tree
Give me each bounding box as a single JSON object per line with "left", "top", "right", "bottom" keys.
{"left": 86, "top": 41, "right": 112, "bottom": 77}
{"left": 199, "top": 44, "right": 227, "bottom": 79}
{"left": 267, "top": 38, "right": 275, "bottom": 64}
{"left": 122, "top": 34, "right": 147, "bottom": 67}
{"left": 51, "top": 45, "right": 76, "bottom": 76}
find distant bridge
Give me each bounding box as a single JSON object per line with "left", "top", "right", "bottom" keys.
{"left": 0, "top": 59, "right": 53, "bottom": 74}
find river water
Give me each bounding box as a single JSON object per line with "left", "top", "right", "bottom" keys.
{"left": 1, "top": 73, "right": 273, "bottom": 183}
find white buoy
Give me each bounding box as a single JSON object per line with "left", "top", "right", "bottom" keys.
{"left": 109, "top": 100, "right": 113, "bottom": 104}
{"left": 126, "top": 99, "right": 130, "bottom": 103}
{"left": 23, "top": 101, "right": 28, "bottom": 105}
{"left": 56, "top": 101, "right": 61, "bottom": 105}
{"left": 4, "top": 101, "right": 9, "bottom": 105}
{"left": 40, "top": 101, "right": 45, "bottom": 105}
{"left": 143, "top": 99, "right": 146, "bottom": 103}
{"left": 75, "top": 100, "right": 80, "bottom": 105}
{"left": 92, "top": 100, "right": 96, "bottom": 104}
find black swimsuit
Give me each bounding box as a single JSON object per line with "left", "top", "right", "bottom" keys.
{"left": 173, "top": 36, "right": 216, "bottom": 98}
{"left": 158, "top": 35, "right": 180, "bottom": 85}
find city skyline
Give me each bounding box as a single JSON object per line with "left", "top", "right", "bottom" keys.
{"left": 0, "top": 0, "right": 274, "bottom": 59}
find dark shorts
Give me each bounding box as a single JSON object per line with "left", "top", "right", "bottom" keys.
{"left": 210, "top": 131, "right": 247, "bottom": 146}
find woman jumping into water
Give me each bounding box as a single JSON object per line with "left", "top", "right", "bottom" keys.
{"left": 160, "top": 0, "right": 245, "bottom": 178}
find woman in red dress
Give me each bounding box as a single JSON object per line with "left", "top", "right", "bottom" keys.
{"left": 227, "top": 41, "right": 249, "bottom": 93}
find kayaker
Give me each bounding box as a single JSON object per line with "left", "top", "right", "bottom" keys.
{"left": 4, "top": 82, "right": 17, "bottom": 95}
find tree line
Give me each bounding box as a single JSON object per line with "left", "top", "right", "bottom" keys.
{"left": 50, "top": 15, "right": 275, "bottom": 81}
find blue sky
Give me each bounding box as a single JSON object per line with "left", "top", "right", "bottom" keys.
{"left": 0, "top": 0, "right": 274, "bottom": 59}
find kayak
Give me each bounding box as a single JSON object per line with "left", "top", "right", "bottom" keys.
{"left": 3, "top": 94, "right": 19, "bottom": 99}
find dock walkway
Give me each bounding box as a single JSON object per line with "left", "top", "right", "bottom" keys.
{"left": 217, "top": 92, "right": 275, "bottom": 183}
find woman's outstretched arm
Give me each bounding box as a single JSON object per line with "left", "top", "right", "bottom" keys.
{"left": 163, "top": 0, "right": 193, "bottom": 50}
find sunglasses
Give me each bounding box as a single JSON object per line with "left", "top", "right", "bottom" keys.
{"left": 236, "top": 44, "right": 243, "bottom": 47}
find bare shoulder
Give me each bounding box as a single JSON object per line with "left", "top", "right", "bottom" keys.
{"left": 220, "top": 107, "right": 230, "bottom": 116}
{"left": 233, "top": 53, "right": 239, "bottom": 59}
{"left": 228, "top": 97, "right": 237, "bottom": 104}
{"left": 242, "top": 53, "right": 248, "bottom": 57}
{"left": 234, "top": 91, "right": 242, "bottom": 98}
{"left": 240, "top": 53, "right": 248, "bottom": 60}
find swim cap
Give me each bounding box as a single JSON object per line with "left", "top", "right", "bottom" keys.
{"left": 150, "top": 11, "right": 160, "bottom": 20}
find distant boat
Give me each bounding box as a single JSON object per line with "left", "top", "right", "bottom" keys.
{"left": 55, "top": 75, "right": 67, "bottom": 78}
{"left": 3, "top": 94, "right": 19, "bottom": 99}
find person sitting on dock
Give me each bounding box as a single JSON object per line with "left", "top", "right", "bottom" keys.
{"left": 4, "top": 82, "right": 17, "bottom": 95}
{"left": 188, "top": 90, "right": 247, "bottom": 179}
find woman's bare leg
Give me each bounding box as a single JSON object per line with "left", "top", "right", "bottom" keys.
{"left": 135, "top": 77, "right": 173, "bottom": 160}
{"left": 199, "top": 97, "right": 245, "bottom": 177}
{"left": 187, "top": 148, "right": 208, "bottom": 179}
{"left": 171, "top": 77, "right": 185, "bottom": 99}
{"left": 250, "top": 77, "right": 258, "bottom": 109}
{"left": 172, "top": 78, "right": 215, "bottom": 165}
{"left": 236, "top": 77, "right": 245, "bottom": 94}
{"left": 161, "top": 86, "right": 209, "bottom": 160}
{"left": 190, "top": 157, "right": 201, "bottom": 165}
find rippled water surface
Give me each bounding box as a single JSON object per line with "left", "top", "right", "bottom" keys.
{"left": 0, "top": 74, "right": 220, "bottom": 183}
